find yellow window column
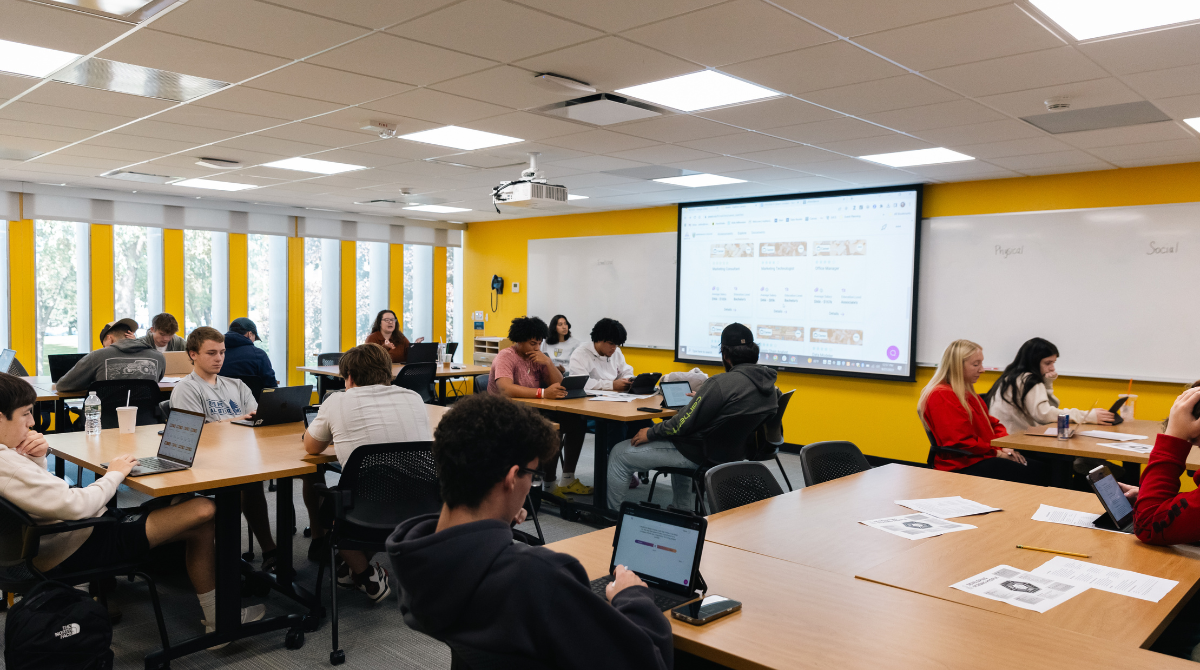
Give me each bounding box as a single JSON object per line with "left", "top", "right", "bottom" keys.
{"left": 389, "top": 243, "right": 403, "bottom": 329}
{"left": 433, "top": 246, "right": 447, "bottom": 344}
{"left": 341, "top": 240, "right": 355, "bottom": 350}
{"left": 90, "top": 224, "right": 113, "bottom": 350}
{"left": 9, "top": 220, "right": 35, "bottom": 369}
{"left": 163, "top": 229, "right": 184, "bottom": 322}
{"left": 228, "top": 233, "right": 247, "bottom": 321}
{"left": 287, "top": 234, "right": 305, "bottom": 387}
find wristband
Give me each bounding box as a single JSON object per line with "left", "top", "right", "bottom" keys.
{"left": 537, "top": 388, "right": 544, "bottom": 399}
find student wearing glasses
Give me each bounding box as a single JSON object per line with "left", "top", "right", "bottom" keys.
{"left": 365, "top": 309, "right": 425, "bottom": 363}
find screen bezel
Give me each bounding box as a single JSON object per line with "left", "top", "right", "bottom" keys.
{"left": 1086, "top": 465, "right": 1134, "bottom": 527}
{"left": 609, "top": 502, "right": 707, "bottom": 597}
{"left": 674, "top": 184, "right": 923, "bottom": 383}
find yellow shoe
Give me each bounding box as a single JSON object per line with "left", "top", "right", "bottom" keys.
{"left": 554, "top": 479, "right": 594, "bottom": 496}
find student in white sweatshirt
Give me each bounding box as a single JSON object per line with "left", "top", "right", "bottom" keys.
{"left": 988, "top": 337, "right": 1115, "bottom": 435}
{"left": 568, "top": 318, "right": 635, "bottom": 392}
{"left": 0, "top": 372, "right": 263, "bottom": 643}
{"left": 540, "top": 314, "right": 581, "bottom": 373}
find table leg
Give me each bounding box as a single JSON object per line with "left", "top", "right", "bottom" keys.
{"left": 268, "top": 477, "right": 322, "bottom": 627}
{"left": 54, "top": 453, "right": 65, "bottom": 480}
{"left": 438, "top": 378, "right": 448, "bottom": 405}
{"left": 593, "top": 419, "right": 614, "bottom": 515}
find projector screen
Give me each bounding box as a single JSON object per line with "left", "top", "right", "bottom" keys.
{"left": 675, "top": 185, "right": 922, "bottom": 381}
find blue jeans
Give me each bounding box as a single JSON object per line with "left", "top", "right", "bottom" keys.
{"left": 607, "top": 439, "right": 697, "bottom": 511}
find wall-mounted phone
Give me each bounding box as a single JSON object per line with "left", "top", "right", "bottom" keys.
{"left": 490, "top": 274, "right": 504, "bottom": 312}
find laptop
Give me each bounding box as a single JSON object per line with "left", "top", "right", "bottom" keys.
{"left": 103, "top": 408, "right": 205, "bottom": 476}
{"left": 162, "top": 351, "right": 192, "bottom": 376}
{"left": 48, "top": 353, "right": 88, "bottom": 382}
{"left": 628, "top": 372, "right": 662, "bottom": 395}
{"left": 560, "top": 374, "right": 591, "bottom": 399}
{"left": 0, "top": 348, "right": 14, "bottom": 374}
{"left": 1086, "top": 464, "right": 1135, "bottom": 533}
{"left": 589, "top": 502, "right": 707, "bottom": 611}
{"left": 407, "top": 342, "right": 439, "bottom": 364}
{"left": 232, "top": 385, "right": 312, "bottom": 426}
{"left": 659, "top": 381, "right": 693, "bottom": 410}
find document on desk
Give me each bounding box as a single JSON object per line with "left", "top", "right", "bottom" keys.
{"left": 1030, "top": 556, "right": 1177, "bottom": 603}
{"left": 951, "top": 565, "right": 1088, "bottom": 613}
{"left": 1079, "top": 430, "right": 1147, "bottom": 441}
{"left": 894, "top": 496, "right": 1002, "bottom": 519}
{"left": 161, "top": 376, "right": 185, "bottom": 383}
{"left": 859, "top": 513, "right": 976, "bottom": 540}
{"left": 1030, "top": 504, "right": 1122, "bottom": 533}
{"left": 1095, "top": 441, "right": 1154, "bottom": 454}
{"left": 586, "top": 391, "right": 654, "bottom": 402}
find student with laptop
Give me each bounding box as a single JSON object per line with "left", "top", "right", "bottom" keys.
{"left": 302, "top": 343, "right": 430, "bottom": 601}
{"left": 0, "top": 373, "right": 265, "bottom": 642}
{"left": 57, "top": 318, "right": 165, "bottom": 392}
{"left": 137, "top": 312, "right": 186, "bottom": 352}
{"left": 488, "top": 316, "right": 590, "bottom": 497}
{"left": 219, "top": 318, "right": 279, "bottom": 388}
{"left": 386, "top": 393, "right": 673, "bottom": 669}
{"left": 365, "top": 309, "right": 424, "bottom": 363}
{"left": 541, "top": 314, "right": 580, "bottom": 373}
{"left": 568, "top": 317, "right": 635, "bottom": 392}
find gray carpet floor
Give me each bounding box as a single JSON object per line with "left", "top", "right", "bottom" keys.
{"left": 0, "top": 441, "right": 805, "bottom": 669}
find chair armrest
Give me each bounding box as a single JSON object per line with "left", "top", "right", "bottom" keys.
{"left": 934, "top": 444, "right": 982, "bottom": 457}
{"left": 27, "top": 514, "right": 120, "bottom": 539}
{"left": 324, "top": 484, "right": 354, "bottom": 519}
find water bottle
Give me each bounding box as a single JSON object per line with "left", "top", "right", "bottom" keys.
{"left": 84, "top": 391, "right": 102, "bottom": 436}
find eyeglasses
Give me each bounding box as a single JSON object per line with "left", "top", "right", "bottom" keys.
{"left": 381, "top": 317, "right": 397, "bottom": 324}
{"left": 517, "top": 465, "right": 544, "bottom": 484}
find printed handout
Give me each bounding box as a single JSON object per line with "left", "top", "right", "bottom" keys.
{"left": 859, "top": 513, "right": 976, "bottom": 540}
{"left": 1030, "top": 504, "right": 1122, "bottom": 533}
{"left": 1030, "top": 556, "right": 1177, "bottom": 603}
{"left": 894, "top": 496, "right": 1002, "bottom": 519}
{"left": 950, "top": 565, "right": 1089, "bottom": 613}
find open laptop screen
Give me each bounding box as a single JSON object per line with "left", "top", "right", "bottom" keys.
{"left": 660, "top": 381, "right": 692, "bottom": 408}
{"left": 613, "top": 509, "right": 702, "bottom": 590}
{"left": 159, "top": 409, "right": 205, "bottom": 464}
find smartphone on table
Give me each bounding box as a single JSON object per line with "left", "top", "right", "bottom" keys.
{"left": 671, "top": 595, "right": 742, "bottom": 625}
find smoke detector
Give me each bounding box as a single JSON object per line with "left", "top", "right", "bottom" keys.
{"left": 1045, "top": 97, "right": 1071, "bottom": 112}
{"left": 362, "top": 120, "right": 398, "bottom": 139}
{"left": 196, "top": 157, "right": 241, "bottom": 169}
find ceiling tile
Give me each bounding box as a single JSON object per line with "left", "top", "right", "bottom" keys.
{"left": 769, "top": 0, "right": 1008, "bottom": 37}
{"left": 463, "top": 112, "right": 587, "bottom": 141}
{"left": 542, "top": 129, "right": 659, "bottom": 153}
{"left": 482, "top": 141, "right": 591, "bottom": 163}
{"left": 768, "top": 117, "right": 893, "bottom": 144}
{"left": 57, "top": 143, "right": 164, "bottom": 164}
{"left": 977, "top": 78, "right": 1146, "bottom": 119}
{"left": 261, "top": 0, "right": 459, "bottom": 28}
{"left": 550, "top": 155, "right": 651, "bottom": 171}
{"left": 257, "top": 123, "right": 378, "bottom": 150}
{"left": 1155, "top": 93, "right": 1200, "bottom": 120}
{"left": 812, "top": 134, "right": 933, "bottom": 155}
{"left": 951, "top": 136, "right": 1073, "bottom": 159}
{"left": 667, "top": 156, "right": 771, "bottom": 173}
{"left": 0, "top": 119, "right": 94, "bottom": 143}
{"left": 678, "top": 132, "right": 798, "bottom": 155}
{"left": 514, "top": 37, "right": 698, "bottom": 92}
{"left": 1019, "top": 164, "right": 1115, "bottom": 177}
{"left": 608, "top": 144, "right": 717, "bottom": 164}
{"left": 855, "top": 5, "right": 1063, "bottom": 72}
{"left": 151, "top": 0, "right": 369, "bottom": 60}
{"left": 861, "top": 99, "right": 1007, "bottom": 133}
{"left": 914, "top": 119, "right": 1045, "bottom": 145}
{"left": 621, "top": 0, "right": 834, "bottom": 67}
{"left": 0, "top": 134, "right": 66, "bottom": 153}
{"left": 802, "top": 75, "right": 960, "bottom": 116}
{"left": 21, "top": 82, "right": 174, "bottom": 118}
{"left": 431, "top": 66, "right": 585, "bottom": 110}
{"left": 925, "top": 47, "right": 1110, "bottom": 97}
{"left": 1124, "top": 64, "right": 1200, "bottom": 100}
{"left": 119, "top": 119, "right": 240, "bottom": 145}
{"left": 301, "top": 148, "right": 409, "bottom": 169}
{"left": 309, "top": 34, "right": 495, "bottom": 86}
{"left": 362, "top": 88, "right": 511, "bottom": 125}
{"left": 721, "top": 166, "right": 813, "bottom": 181}
{"left": 99, "top": 30, "right": 290, "bottom": 83}
{"left": 735, "top": 145, "right": 844, "bottom": 167}
{"left": 1104, "top": 154, "right": 1200, "bottom": 169}
{"left": 0, "top": 0, "right": 127, "bottom": 53}
{"left": 696, "top": 97, "right": 843, "bottom": 130}
{"left": 1056, "top": 121, "right": 1194, "bottom": 149}
{"left": 194, "top": 87, "right": 343, "bottom": 121}
{"left": 841, "top": 170, "right": 912, "bottom": 185}
{"left": 27, "top": 152, "right": 123, "bottom": 169}
{"left": 510, "top": 0, "right": 723, "bottom": 33}
{"left": 987, "top": 151, "right": 1108, "bottom": 171}
{"left": 614, "top": 115, "right": 741, "bottom": 143}
{"left": 388, "top": 0, "right": 602, "bottom": 62}
{"left": 753, "top": 175, "right": 854, "bottom": 192}
{"left": 1087, "top": 138, "right": 1200, "bottom": 163}
{"left": 790, "top": 157, "right": 885, "bottom": 174}
{"left": 902, "top": 160, "right": 1019, "bottom": 180}
{"left": 0, "top": 101, "right": 133, "bottom": 132}
{"left": 245, "top": 64, "right": 411, "bottom": 106}
{"left": 1077, "top": 23, "right": 1200, "bottom": 76}
{"left": 153, "top": 106, "right": 288, "bottom": 134}
{"left": 351, "top": 138, "right": 463, "bottom": 161}
{"left": 723, "top": 42, "right": 904, "bottom": 97}
{"left": 0, "top": 73, "right": 33, "bottom": 101}
{"left": 83, "top": 132, "right": 200, "bottom": 155}
{"left": 303, "top": 110, "right": 438, "bottom": 138}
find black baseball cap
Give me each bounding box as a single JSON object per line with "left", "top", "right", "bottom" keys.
{"left": 229, "top": 317, "right": 259, "bottom": 338}
{"left": 720, "top": 322, "right": 754, "bottom": 348}
{"left": 99, "top": 318, "right": 139, "bottom": 345}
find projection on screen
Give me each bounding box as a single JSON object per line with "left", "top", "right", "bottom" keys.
{"left": 675, "top": 185, "right": 922, "bottom": 381}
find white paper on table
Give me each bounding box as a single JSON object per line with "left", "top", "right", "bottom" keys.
{"left": 1030, "top": 556, "right": 1177, "bottom": 603}
{"left": 1095, "top": 441, "right": 1153, "bottom": 454}
{"left": 894, "top": 496, "right": 1002, "bottom": 519}
{"left": 161, "top": 376, "right": 184, "bottom": 382}
{"left": 1078, "top": 430, "right": 1147, "bottom": 441}
{"left": 859, "top": 513, "right": 976, "bottom": 540}
{"left": 587, "top": 391, "right": 653, "bottom": 401}
{"left": 950, "top": 564, "right": 1089, "bottom": 613}
{"left": 1030, "top": 504, "right": 1124, "bottom": 534}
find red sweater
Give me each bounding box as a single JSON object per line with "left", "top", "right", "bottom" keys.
{"left": 923, "top": 384, "right": 1008, "bottom": 471}
{"left": 1134, "top": 433, "right": 1200, "bottom": 545}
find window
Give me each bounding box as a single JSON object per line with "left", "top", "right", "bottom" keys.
{"left": 0, "top": 221, "right": 7, "bottom": 351}
{"left": 35, "top": 220, "right": 89, "bottom": 375}
{"left": 113, "top": 225, "right": 163, "bottom": 336}
{"left": 184, "top": 230, "right": 228, "bottom": 334}
{"left": 304, "top": 237, "right": 340, "bottom": 385}
{"left": 356, "top": 241, "right": 389, "bottom": 344}
{"left": 448, "top": 246, "right": 463, "bottom": 361}
{"left": 403, "top": 244, "right": 433, "bottom": 341}
{"left": 248, "top": 234, "right": 288, "bottom": 379}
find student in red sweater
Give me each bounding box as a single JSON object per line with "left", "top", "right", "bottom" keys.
{"left": 919, "top": 339, "right": 1049, "bottom": 485}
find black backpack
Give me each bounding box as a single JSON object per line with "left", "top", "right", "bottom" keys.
{"left": 4, "top": 580, "right": 113, "bottom": 670}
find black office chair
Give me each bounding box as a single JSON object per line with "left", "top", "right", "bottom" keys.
{"left": 313, "top": 442, "right": 442, "bottom": 666}
{"left": 798, "top": 441, "right": 871, "bottom": 486}
{"left": 406, "top": 342, "right": 439, "bottom": 364}
{"left": 88, "top": 379, "right": 162, "bottom": 429}
{"left": 0, "top": 496, "right": 171, "bottom": 655}
{"left": 745, "top": 390, "right": 795, "bottom": 491}
{"left": 448, "top": 640, "right": 553, "bottom": 670}
{"left": 156, "top": 399, "right": 171, "bottom": 423}
{"left": 646, "top": 413, "right": 768, "bottom": 514}
{"left": 394, "top": 362, "right": 437, "bottom": 403}
{"left": 315, "top": 352, "right": 345, "bottom": 401}
{"left": 219, "top": 374, "right": 266, "bottom": 403}
{"left": 918, "top": 412, "right": 979, "bottom": 468}
{"left": 704, "top": 461, "right": 784, "bottom": 513}
{"left": 7, "top": 356, "right": 29, "bottom": 376}
{"left": 473, "top": 374, "right": 489, "bottom": 394}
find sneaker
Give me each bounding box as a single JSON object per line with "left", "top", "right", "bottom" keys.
{"left": 335, "top": 556, "right": 355, "bottom": 589}
{"left": 203, "top": 604, "right": 266, "bottom": 650}
{"left": 353, "top": 563, "right": 392, "bottom": 603}
{"left": 629, "top": 474, "right": 640, "bottom": 489}
{"left": 553, "top": 479, "right": 594, "bottom": 496}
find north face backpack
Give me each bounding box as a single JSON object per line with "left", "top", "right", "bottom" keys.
{"left": 4, "top": 580, "right": 113, "bottom": 670}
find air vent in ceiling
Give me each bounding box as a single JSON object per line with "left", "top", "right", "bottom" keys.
{"left": 602, "top": 166, "right": 699, "bottom": 180}
{"left": 0, "top": 147, "right": 42, "bottom": 161}
{"left": 99, "top": 170, "right": 180, "bottom": 184}
{"left": 1021, "top": 101, "right": 1171, "bottom": 134}
{"left": 354, "top": 196, "right": 450, "bottom": 208}
{"left": 51, "top": 58, "right": 229, "bottom": 102}
{"left": 539, "top": 94, "right": 664, "bottom": 126}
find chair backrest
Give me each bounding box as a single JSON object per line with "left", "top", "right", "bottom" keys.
{"left": 407, "top": 342, "right": 439, "bottom": 364}
{"left": 48, "top": 353, "right": 87, "bottom": 382}
{"left": 395, "top": 362, "right": 436, "bottom": 403}
{"left": 157, "top": 399, "right": 172, "bottom": 423}
{"left": 337, "top": 442, "right": 441, "bottom": 529}
{"left": 87, "top": 379, "right": 162, "bottom": 429}
{"left": 704, "top": 462, "right": 784, "bottom": 513}
{"left": 474, "top": 374, "right": 489, "bottom": 394}
{"left": 0, "top": 496, "right": 41, "bottom": 591}
{"left": 8, "top": 357, "right": 29, "bottom": 377}
{"left": 798, "top": 441, "right": 871, "bottom": 486}
{"left": 316, "top": 352, "right": 343, "bottom": 367}
{"left": 746, "top": 389, "right": 795, "bottom": 461}
{"left": 448, "top": 641, "right": 553, "bottom": 670}
{"left": 221, "top": 374, "right": 265, "bottom": 402}
{"left": 702, "top": 411, "right": 776, "bottom": 464}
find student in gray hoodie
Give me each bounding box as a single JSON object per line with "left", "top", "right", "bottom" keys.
{"left": 56, "top": 318, "right": 165, "bottom": 392}
{"left": 606, "top": 322, "right": 782, "bottom": 511}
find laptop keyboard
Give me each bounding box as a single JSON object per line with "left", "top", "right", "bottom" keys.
{"left": 135, "top": 457, "right": 176, "bottom": 472}
{"left": 589, "top": 575, "right": 688, "bottom": 611}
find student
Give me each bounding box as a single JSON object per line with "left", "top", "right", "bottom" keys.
{"left": 137, "top": 313, "right": 186, "bottom": 352}
{"left": 541, "top": 315, "right": 580, "bottom": 373}
{"left": 568, "top": 318, "right": 635, "bottom": 392}
{"left": 0, "top": 373, "right": 263, "bottom": 642}
{"left": 488, "top": 316, "right": 590, "bottom": 497}
{"left": 302, "top": 343, "right": 431, "bottom": 601}
{"left": 606, "top": 323, "right": 781, "bottom": 511}
{"left": 57, "top": 318, "right": 165, "bottom": 393}
{"left": 170, "top": 327, "right": 277, "bottom": 572}
{"left": 919, "top": 339, "right": 1049, "bottom": 486}
{"left": 988, "top": 337, "right": 1114, "bottom": 434}
{"left": 387, "top": 393, "right": 673, "bottom": 669}
{"left": 219, "top": 318, "right": 279, "bottom": 388}
{"left": 364, "top": 309, "right": 424, "bottom": 364}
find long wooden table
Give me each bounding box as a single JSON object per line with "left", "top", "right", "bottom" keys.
{"left": 297, "top": 362, "right": 490, "bottom": 403}
{"left": 19, "top": 375, "right": 181, "bottom": 402}
{"left": 992, "top": 419, "right": 1200, "bottom": 481}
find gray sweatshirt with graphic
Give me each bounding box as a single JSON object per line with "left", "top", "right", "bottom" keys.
{"left": 56, "top": 339, "right": 165, "bottom": 392}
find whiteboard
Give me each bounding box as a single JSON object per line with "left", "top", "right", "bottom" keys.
{"left": 917, "top": 202, "right": 1200, "bottom": 382}
{"left": 528, "top": 233, "right": 677, "bottom": 349}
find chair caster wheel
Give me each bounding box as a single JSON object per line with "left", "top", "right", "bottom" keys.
{"left": 303, "top": 526, "right": 311, "bottom": 538}
{"left": 330, "top": 650, "right": 346, "bottom": 665}
{"left": 285, "top": 628, "right": 304, "bottom": 650}
{"left": 561, "top": 506, "right": 578, "bottom": 522}
{"left": 302, "top": 614, "right": 320, "bottom": 633}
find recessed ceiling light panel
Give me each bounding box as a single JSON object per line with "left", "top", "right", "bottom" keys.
{"left": 617, "top": 70, "right": 780, "bottom": 112}
{"left": 653, "top": 173, "right": 748, "bottom": 188}
{"left": 0, "top": 39, "right": 79, "bottom": 78}
{"left": 399, "top": 126, "right": 523, "bottom": 151}
{"left": 567, "top": 194, "right": 589, "bottom": 200}
{"left": 262, "top": 157, "right": 366, "bottom": 174}
{"left": 51, "top": 57, "right": 229, "bottom": 102}
{"left": 26, "top": 0, "right": 184, "bottom": 23}
{"left": 1029, "top": 0, "right": 1200, "bottom": 40}
{"left": 1185, "top": 117, "right": 1200, "bottom": 132}
{"left": 403, "top": 204, "right": 471, "bottom": 213}
{"left": 859, "top": 148, "right": 974, "bottom": 168}
{"left": 173, "top": 178, "right": 257, "bottom": 191}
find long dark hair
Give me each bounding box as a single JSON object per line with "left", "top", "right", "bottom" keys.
{"left": 546, "top": 315, "right": 571, "bottom": 345}
{"left": 370, "top": 309, "right": 404, "bottom": 347}
{"left": 988, "top": 337, "right": 1060, "bottom": 420}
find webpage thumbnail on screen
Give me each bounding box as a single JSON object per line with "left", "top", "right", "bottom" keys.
{"left": 160, "top": 411, "right": 204, "bottom": 462}
{"left": 613, "top": 517, "right": 700, "bottom": 588}
{"left": 676, "top": 187, "right": 920, "bottom": 379}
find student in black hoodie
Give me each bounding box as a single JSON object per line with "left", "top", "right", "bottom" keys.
{"left": 386, "top": 393, "right": 674, "bottom": 669}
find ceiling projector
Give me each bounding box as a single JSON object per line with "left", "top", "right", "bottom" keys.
{"left": 491, "top": 152, "right": 568, "bottom": 212}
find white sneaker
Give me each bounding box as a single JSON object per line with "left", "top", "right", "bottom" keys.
{"left": 202, "top": 604, "right": 267, "bottom": 650}
{"left": 335, "top": 556, "right": 355, "bottom": 589}
{"left": 353, "top": 563, "right": 392, "bottom": 603}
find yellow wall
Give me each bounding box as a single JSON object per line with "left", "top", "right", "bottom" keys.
{"left": 162, "top": 229, "right": 184, "bottom": 321}
{"left": 390, "top": 244, "right": 403, "bottom": 331}
{"left": 228, "top": 233, "right": 247, "bottom": 321}
{"left": 9, "top": 219, "right": 35, "bottom": 369}
{"left": 434, "top": 246, "right": 447, "bottom": 343}
{"left": 287, "top": 234, "right": 304, "bottom": 387}
{"left": 89, "top": 224, "right": 112, "bottom": 350}
{"left": 464, "top": 167, "right": 1200, "bottom": 464}
{"left": 340, "top": 240, "right": 355, "bottom": 350}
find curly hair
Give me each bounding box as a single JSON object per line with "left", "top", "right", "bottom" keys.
{"left": 589, "top": 318, "right": 627, "bottom": 346}
{"left": 432, "top": 394, "right": 559, "bottom": 509}
{"left": 507, "top": 316, "right": 548, "bottom": 344}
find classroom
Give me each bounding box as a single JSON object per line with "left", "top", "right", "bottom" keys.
{"left": 2, "top": 0, "right": 1200, "bottom": 667}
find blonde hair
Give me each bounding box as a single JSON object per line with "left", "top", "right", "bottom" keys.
{"left": 918, "top": 339, "right": 982, "bottom": 422}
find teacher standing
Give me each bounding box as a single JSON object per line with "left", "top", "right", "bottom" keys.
{"left": 365, "top": 309, "right": 424, "bottom": 363}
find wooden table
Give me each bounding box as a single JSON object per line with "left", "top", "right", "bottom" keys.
{"left": 19, "top": 375, "right": 181, "bottom": 401}
{"left": 298, "top": 362, "right": 490, "bottom": 404}
{"left": 548, "top": 528, "right": 1198, "bottom": 670}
